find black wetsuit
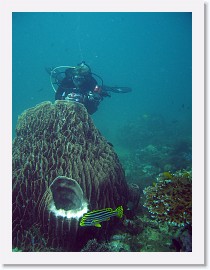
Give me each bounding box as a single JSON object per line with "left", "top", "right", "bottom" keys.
{"left": 55, "top": 68, "right": 103, "bottom": 114}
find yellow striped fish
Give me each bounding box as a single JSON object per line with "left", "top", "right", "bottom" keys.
{"left": 80, "top": 206, "right": 123, "bottom": 228}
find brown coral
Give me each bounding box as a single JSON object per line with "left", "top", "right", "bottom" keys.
{"left": 143, "top": 170, "right": 192, "bottom": 227}
{"left": 12, "top": 101, "right": 129, "bottom": 251}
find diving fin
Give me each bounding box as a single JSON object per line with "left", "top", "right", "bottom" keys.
{"left": 102, "top": 85, "right": 132, "bottom": 94}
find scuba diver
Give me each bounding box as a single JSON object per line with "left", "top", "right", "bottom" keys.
{"left": 46, "top": 61, "right": 132, "bottom": 114}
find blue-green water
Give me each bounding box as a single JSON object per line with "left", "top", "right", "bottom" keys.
{"left": 12, "top": 12, "right": 192, "bottom": 252}
{"left": 12, "top": 12, "right": 192, "bottom": 143}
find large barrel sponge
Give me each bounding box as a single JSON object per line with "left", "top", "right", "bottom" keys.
{"left": 12, "top": 101, "right": 129, "bottom": 251}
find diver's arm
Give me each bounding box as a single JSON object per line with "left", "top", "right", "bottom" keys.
{"left": 100, "top": 89, "right": 111, "bottom": 97}
{"left": 55, "top": 77, "right": 74, "bottom": 100}
{"left": 86, "top": 76, "right": 98, "bottom": 91}
{"left": 55, "top": 87, "right": 63, "bottom": 100}
{"left": 86, "top": 77, "right": 110, "bottom": 98}
{"left": 55, "top": 81, "right": 68, "bottom": 100}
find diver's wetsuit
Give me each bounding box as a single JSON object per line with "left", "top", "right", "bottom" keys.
{"left": 55, "top": 68, "right": 103, "bottom": 115}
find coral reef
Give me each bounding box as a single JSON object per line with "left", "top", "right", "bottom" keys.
{"left": 133, "top": 215, "right": 180, "bottom": 252}
{"left": 12, "top": 101, "right": 129, "bottom": 251}
{"left": 80, "top": 211, "right": 190, "bottom": 252}
{"left": 12, "top": 248, "right": 22, "bottom": 252}
{"left": 122, "top": 217, "right": 144, "bottom": 235}
{"left": 137, "top": 225, "right": 174, "bottom": 252}
{"left": 172, "top": 225, "right": 192, "bottom": 252}
{"left": 143, "top": 170, "right": 192, "bottom": 227}
{"left": 116, "top": 113, "right": 192, "bottom": 188}
{"left": 81, "top": 239, "right": 110, "bottom": 252}
{"left": 81, "top": 233, "right": 142, "bottom": 252}
{"left": 108, "top": 234, "right": 132, "bottom": 251}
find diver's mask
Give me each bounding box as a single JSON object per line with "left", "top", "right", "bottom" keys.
{"left": 72, "top": 62, "right": 91, "bottom": 87}
{"left": 72, "top": 74, "right": 86, "bottom": 87}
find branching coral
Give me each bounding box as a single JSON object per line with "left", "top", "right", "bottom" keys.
{"left": 143, "top": 170, "right": 192, "bottom": 227}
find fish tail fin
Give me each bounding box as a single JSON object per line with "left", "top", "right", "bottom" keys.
{"left": 116, "top": 206, "right": 123, "bottom": 218}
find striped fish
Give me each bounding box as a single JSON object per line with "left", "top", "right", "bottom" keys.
{"left": 79, "top": 206, "right": 123, "bottom": 228}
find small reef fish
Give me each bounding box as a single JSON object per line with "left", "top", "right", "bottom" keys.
{"left": 80, "top": 206, "right": 123, "bottom": 228}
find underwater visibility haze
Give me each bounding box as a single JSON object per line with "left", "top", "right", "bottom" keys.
{"left": 12, "top": 12, "right": 192, "bottom": 252}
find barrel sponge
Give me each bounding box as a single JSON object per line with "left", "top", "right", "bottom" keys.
{"left": 12, "top": 101, "right": 129, "bottom": 251}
